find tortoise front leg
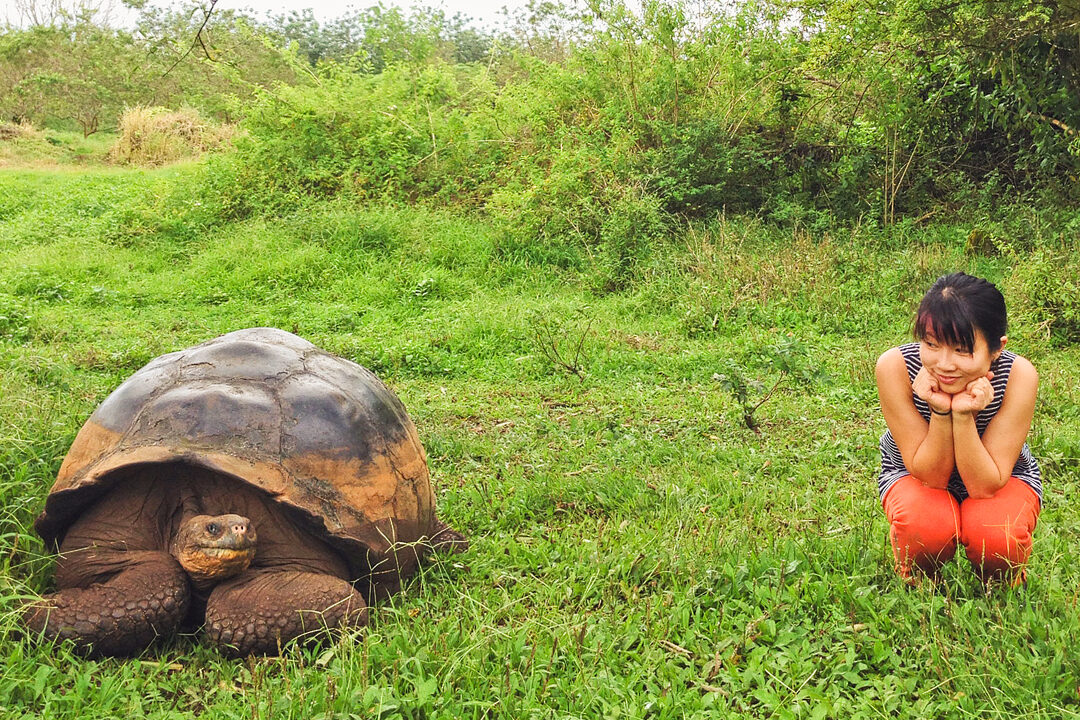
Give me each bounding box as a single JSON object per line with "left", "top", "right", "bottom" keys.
{"left": 204, "top": 569, "right": 367, "bottom": 657}
{"left": 21, "top": 551, "right": 190, "bottom": 657}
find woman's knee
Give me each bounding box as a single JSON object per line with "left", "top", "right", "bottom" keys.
{"left": 883, "top": 476, "right": 960, "bottom": 564}
{"left": 959, "top": 478, "right": 1040, "bottom": 576}
{"left": 961, "top": 525, "right": 1030, "bottom": 574}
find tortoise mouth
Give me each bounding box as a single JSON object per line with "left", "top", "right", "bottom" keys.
{"left": 195, "top": 533, "right": 257, "bottom": 553}
{"left": 195, "top": 545, "right": 256, "bottom": 559}
{"left": 178, "top": 545, "right": 256, "bottom": 583}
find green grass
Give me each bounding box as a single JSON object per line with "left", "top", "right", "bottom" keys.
{"left": 0, "top": 130, "right": 118, "bottom": 168}
{"left": 1, "top": 166, "right": 1078, "bottom": 718}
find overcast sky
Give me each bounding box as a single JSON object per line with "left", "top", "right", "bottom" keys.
{"left": 232, "top": 0, "right": 529, "bottom": 26}
{"left": 2, "top": 0, "right": 535, "bottom": 28}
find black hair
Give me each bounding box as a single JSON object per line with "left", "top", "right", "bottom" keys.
{"left": 914, "top": 273, "right": 1007, "bottom": 353}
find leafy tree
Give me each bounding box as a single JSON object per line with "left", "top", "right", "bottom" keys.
{"left": 265, "top": 8, "right": 362, "bottom": 66}
{"left": 0, "top": 22, "right": 143, "bottom": 135}
{"left": 263, "top": 5, "right": 495, "bottom": 70}
{"left": 0, "top": 2, "right": 303, "bottom": 132}
{"left": 792, "top": 0, "right": 1080, "bottom": 214}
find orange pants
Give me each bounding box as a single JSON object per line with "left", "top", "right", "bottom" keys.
{"left": 882, "top": 475, "right": 1040, "bottom": 582}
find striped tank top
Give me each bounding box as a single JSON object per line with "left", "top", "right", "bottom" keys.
{"left": 878, "top": 343, "right": 1042, "bottom": 502}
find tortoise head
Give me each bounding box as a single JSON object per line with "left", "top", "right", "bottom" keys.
{"left": 170, "top": 514, "right": 257, "bottom": 588}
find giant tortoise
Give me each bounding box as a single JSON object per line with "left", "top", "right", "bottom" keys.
{"left": 22, "top": 327, "right": 465, "bottom": 657}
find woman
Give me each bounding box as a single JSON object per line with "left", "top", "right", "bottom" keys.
{"left": 876, "top": 272, "right": 1041, "bottom": 584}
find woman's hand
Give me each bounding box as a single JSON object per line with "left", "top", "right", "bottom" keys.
{"left": 952, "top": 372, "right": 995, "bottom": 416}
{"left": 912, "top": 367, "right": 953, "bottom": 415}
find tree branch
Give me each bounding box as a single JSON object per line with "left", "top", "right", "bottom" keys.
{"left": 162, "top": 0, "right": 219, "bottom": 78}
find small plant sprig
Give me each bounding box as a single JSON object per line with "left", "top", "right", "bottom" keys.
{"left": 713, "top": 334, "right": 824, "bottom": 431}
{"left": 529, "top": 308, "right": 594, "bottom": 381}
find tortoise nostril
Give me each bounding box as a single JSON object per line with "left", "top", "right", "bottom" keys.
{"left": 232, "top": 523, "right": 247, "bottom": 535}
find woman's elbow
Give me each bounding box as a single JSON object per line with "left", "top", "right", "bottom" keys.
{"left": 966, "top": 476, "right": 1010, "bottom": 500}
{"left": 908, "top": 460, "right": 951, "bottom": 488}
{"left": 910, "top": 469, "right": 951, "bottom": 490}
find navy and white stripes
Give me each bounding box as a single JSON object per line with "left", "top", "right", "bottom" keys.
{"left": 878, "top": 343, "right": 1042, "bottom": 502}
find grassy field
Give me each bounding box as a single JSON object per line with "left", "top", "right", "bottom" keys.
{"left": 0, "top": 129, "right": 117, "bottom": 169}
{"left": 1, "top": 164, "right": 1078, "bottom": 719}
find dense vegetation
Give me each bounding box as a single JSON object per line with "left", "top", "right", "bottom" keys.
{"left": 6, "top": 0, "right": 1080, "bottom": 226}
{"left": 1, "top": 1, "right": 1079, "bottom": 717}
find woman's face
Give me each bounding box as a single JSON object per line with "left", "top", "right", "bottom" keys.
{"left": 918, "top": 327, "right": 1004, "bottom": 393}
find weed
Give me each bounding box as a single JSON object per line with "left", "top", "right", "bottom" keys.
{"left": 713, "top": 335, "right": 825, "bottom": 431}
{"left": 528, "top": 307, "right": 594, "bottom": 381}
{"left": 1004, "top": 245, "right": 1080, "bottom": 346}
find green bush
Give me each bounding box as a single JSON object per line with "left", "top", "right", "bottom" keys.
{"left": 1006, "top": 246, "right": 1080, "bottom": 346}
{"left": 196, "top": 0, "right": 1080, "bottom": 245}
{"left": 206, "top": 61, "right": 504, "bottom": 215}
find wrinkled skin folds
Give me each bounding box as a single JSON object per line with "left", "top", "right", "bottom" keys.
{"left": 22, "top": 552, "right": 190, "bottom": 657}
{"left": 22, "top": 467, "right": 371, "bottom": 657}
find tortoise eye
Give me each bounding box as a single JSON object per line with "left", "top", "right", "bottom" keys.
{"left": 206, "top": 522, "right": 220, "bottom": 535}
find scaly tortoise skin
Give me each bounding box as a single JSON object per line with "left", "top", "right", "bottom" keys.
{"left": 23, "top": 327, "right": 465, "bottom": 657}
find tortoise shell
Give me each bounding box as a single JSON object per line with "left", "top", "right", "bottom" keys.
{"left": 35, "top": 328, "right": 437, "bottom": 581}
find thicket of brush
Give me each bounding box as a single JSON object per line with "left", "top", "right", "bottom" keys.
{"left": 6, "top": 1, "right": 1080, "bottom": 233}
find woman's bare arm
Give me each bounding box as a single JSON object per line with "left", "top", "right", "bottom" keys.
{"left": 875, "top": 348, "right": 954, "bottom": 488}
{"left": 954, "top": 356, "right": 1037, "bottom": 498}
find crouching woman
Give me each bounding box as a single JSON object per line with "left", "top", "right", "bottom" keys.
{"left": 875, "top": 272, "right": 1042, "bottom": 585}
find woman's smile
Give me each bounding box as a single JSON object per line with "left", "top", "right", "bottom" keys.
{"left": 933, "top": 372, "right": 962, "bottom": 386}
